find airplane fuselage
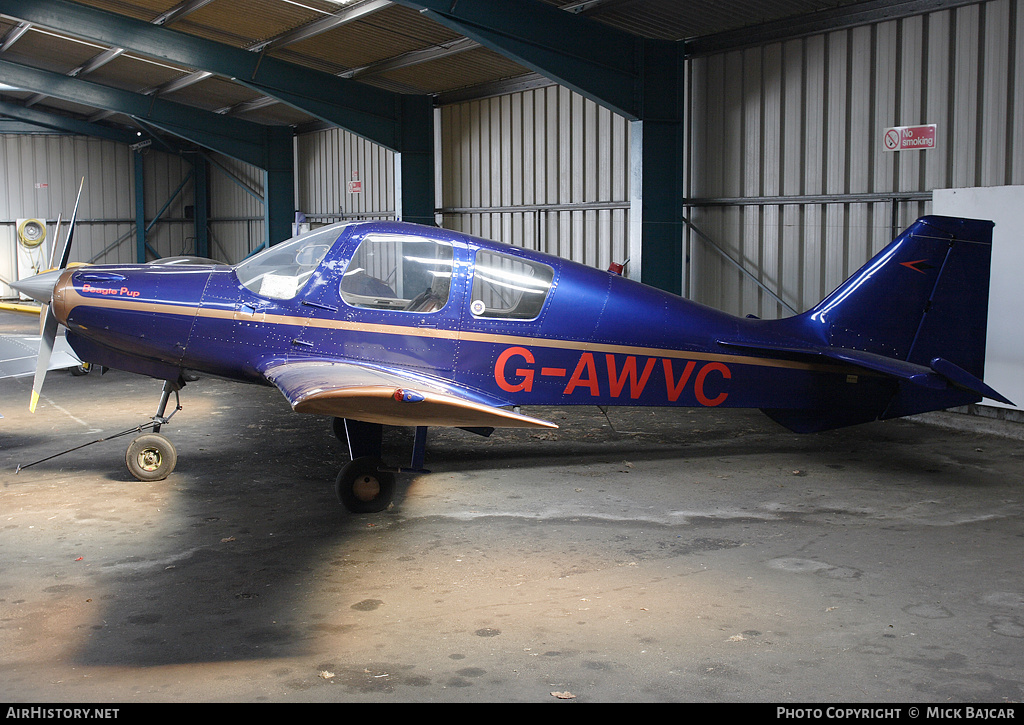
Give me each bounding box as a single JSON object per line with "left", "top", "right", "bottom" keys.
{"left": 49, "top": 220, "right": 889, "bottom": 423}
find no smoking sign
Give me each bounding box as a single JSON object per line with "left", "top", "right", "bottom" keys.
{"left": 883, "top": 124, "right": 936, "bottom": 151}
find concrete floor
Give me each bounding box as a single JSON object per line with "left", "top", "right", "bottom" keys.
{"left": 1, "top": 316, "right": 1023, "bottom": 703}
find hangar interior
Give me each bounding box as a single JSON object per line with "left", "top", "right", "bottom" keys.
{"left": 2, "top": 0, "right": 1024, "bottom": 704}
{"left": 3, "top": 0, "right": 1023, "bottom": 418}
{"left": 0, "top": 0, "right": 1021, "bottom": 414}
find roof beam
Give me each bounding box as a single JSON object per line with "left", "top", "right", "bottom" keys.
{"left": 208, "top": 0, "right": 394, "bottom": 118}
{"left": 392, "top": 0, "right": 643, "bottom": 118}
{"left": 685, "top": 0, "right": 986, "bottom": 56}
{"left": 0, "top": 21, "right": 31, "bottom": 52}
{"left": 0, "top": 97, "right": 138, "bottom": 142}
{"left": 0, "top": 0, "right": 410, "bottom": 149}
{"left": 248, "top": 0, "right": 392, "bottom": 53}
{"left": 0, "top": 57, "right": 275, "bottom": 167}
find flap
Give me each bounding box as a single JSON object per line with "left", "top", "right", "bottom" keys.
{"left": 262, "top": 360, "right": 557, "bottom": 429}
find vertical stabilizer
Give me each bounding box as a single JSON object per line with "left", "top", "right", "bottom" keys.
{"left": 761, "top": 216, "right": 1000, "bottom": 431}
{"left": 801, "top": 215, "right": 994, "bottom": 378}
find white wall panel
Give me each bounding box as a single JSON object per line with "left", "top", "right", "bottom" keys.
{"left": 0, "top": 134, "right": 285, "bottom": 292}
{"left": 206, "top": 153, "right": 265, "bottom": 263}
{"left": 0, "top": 134, "right": 138, "bottom": 295}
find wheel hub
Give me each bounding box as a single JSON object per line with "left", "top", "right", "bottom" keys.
{"left": 137, "top": 448, "right": 162, "bottom": 472}
{"left": 352, "top": 474, "right": 380, "bottom": 502}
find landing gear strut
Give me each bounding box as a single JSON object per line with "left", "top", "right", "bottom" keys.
{"left": 333, "top": 418, "right": 429, "bottom": 513}
{"left": 125, "top": 379, "right": 182, "bottom": 482}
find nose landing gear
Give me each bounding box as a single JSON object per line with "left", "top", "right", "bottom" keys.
{"left": 126, "top": 432, "right": 178, "bottom": 481}
{"left": 124, "top": 379, "right": 182, "bottom": 482}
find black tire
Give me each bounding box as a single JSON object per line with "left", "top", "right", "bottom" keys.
{"left": 336, "top": 457, "right": 395, "bottom": 513}
{"left": 125, "top": 433, "right": 177, "bottom": 482}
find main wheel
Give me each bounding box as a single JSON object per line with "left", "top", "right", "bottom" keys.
{"left": 126, "top": 433, "right": 177, "bottom": 482}
{"left": 336, "top": 457, "right": 395, "bottom": 513}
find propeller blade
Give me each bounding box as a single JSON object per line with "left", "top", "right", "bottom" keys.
{"left": 48, "top": 212, "right": 62, "bottom": 270}
{"left": 29, "top": 307, "right": 59, "bottom": 414}
{"left": 27, "top": 177, "right": 83, "bottom": 413}
{"left": 55, "top": 178, "right": 84, "bottom": 270}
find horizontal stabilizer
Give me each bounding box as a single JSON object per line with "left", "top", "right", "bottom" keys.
{"left": 929, "top": 357, "right": 1013, "bottom": 406}
{"left": 262, "top": 360, "right": 558, "bottom": 429}
{"left": 717, "top": 339, "right": 1012, "bottom": 405}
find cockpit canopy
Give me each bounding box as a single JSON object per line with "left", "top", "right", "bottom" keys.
{"left": 234, "top": 223, "right": 346, "bottom": 300}
{"left": 233, "top": 221, "right": 556, "bottom": 321}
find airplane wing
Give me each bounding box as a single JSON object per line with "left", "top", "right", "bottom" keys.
{"left": 261, "top": 360, "right": 558, "bottom": 429}
{"left": 0, "top": 332, "right": 83, "bottom": 379}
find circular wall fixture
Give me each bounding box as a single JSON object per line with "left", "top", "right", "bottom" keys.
{"left": 17, "top": 218, "right": 46, "bottom": 248}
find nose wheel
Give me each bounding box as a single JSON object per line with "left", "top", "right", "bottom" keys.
{"left": 125, "top": 379, "right": 182, "bottom": 482}
{"left": 126, "top": 432, "right": 177, "bottom": 481}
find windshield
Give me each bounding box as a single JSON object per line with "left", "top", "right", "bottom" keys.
{"left": 234, "top": 223, "right": 349, "bottom": 299}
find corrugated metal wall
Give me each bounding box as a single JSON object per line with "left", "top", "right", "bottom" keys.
{"left": 4, "top": 0, "right": 1019, "bottom": 317}
{"left": 206, "top": 153, "right": 266, "bottom": 263}
{"left": 0, "top": 134, "right": 278, "bottom": 295}
{"left": 295, "top": 126, "right": 395, "bottom": 223}
{"left": 0, "top": 134, "right": 135, "bottom": 296}
{"left": 438, "top": 85, "right": 631, "bottom": 272}
{"left": 685, "top": 0, "right": 1024, "bottom": 318}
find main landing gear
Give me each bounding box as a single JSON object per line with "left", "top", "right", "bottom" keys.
{"left": 332, "top": 418, "right": 429, "bottom": 513}
{"left": 18, "top": 380, "right": 428, "bottom": 515}
{"left": 121, "top": 382, "right": 417, "bottom": 513}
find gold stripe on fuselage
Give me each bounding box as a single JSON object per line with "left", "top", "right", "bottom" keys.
{"left": 62, "top": 288, "right": 845, "bottom": 374}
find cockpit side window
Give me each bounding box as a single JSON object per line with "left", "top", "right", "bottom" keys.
{"left": 340, "top": 234, "right": 454, "bottom": 313}
{"left": 470, "top": 250, "right": 554, "bottom": 320}
{"left": 235, "top": 224, "right": 344, "bottom": 300}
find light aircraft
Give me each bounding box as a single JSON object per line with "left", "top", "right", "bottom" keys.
{"left": 12, "top": 213, "right": 1012, "bottom": 512}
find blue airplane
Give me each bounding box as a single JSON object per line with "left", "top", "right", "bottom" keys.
{"left": 14, "top": 213, "right": 1012, "bottom": 512}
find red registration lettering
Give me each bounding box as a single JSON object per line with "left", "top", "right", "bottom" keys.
{"left": 494, "top": 346, "right": 535, "bottom": 393}
{"left": 564, "top": 352, "right": 600, "bottom": 396}
{"left": 694, "top": 362, "right": 731, "bottom": 406}
{"left": 663, "top": 359, "right": 696, "bottom": 402}
{"left": 607, "top": 355, "right": 656, "bottom": 399}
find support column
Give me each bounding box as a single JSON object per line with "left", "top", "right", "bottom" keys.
{"left": 134, "top": 150, "right": 146, "bottom": 263}
{"left": 633, "top": 40, "right": 685, "bottom": 296}
{"left": 191, "top": 153, "right": 209, "bottom": 258}
{"left": 263, "top": 126, "right": 295, "bottom": 246}
{"left": 396, "top": 94, "right": 436, "bottom": 226}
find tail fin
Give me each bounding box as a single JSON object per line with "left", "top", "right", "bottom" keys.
{"left": 756, "top": 216, "right": 1005, "bottom": 432}
{"left": 803, "top": 215, "right": 994, "bottom": 376}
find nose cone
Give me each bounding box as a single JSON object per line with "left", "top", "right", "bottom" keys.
{"left": 9, "top": 269, "right": 63, "bottom": 305}
{"left": 50, "top": 268, "right": 76, "bottom": 326}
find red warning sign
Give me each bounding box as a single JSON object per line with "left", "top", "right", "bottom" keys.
{"left": 883, "top": 124, "right": 937, "bottom": 151}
